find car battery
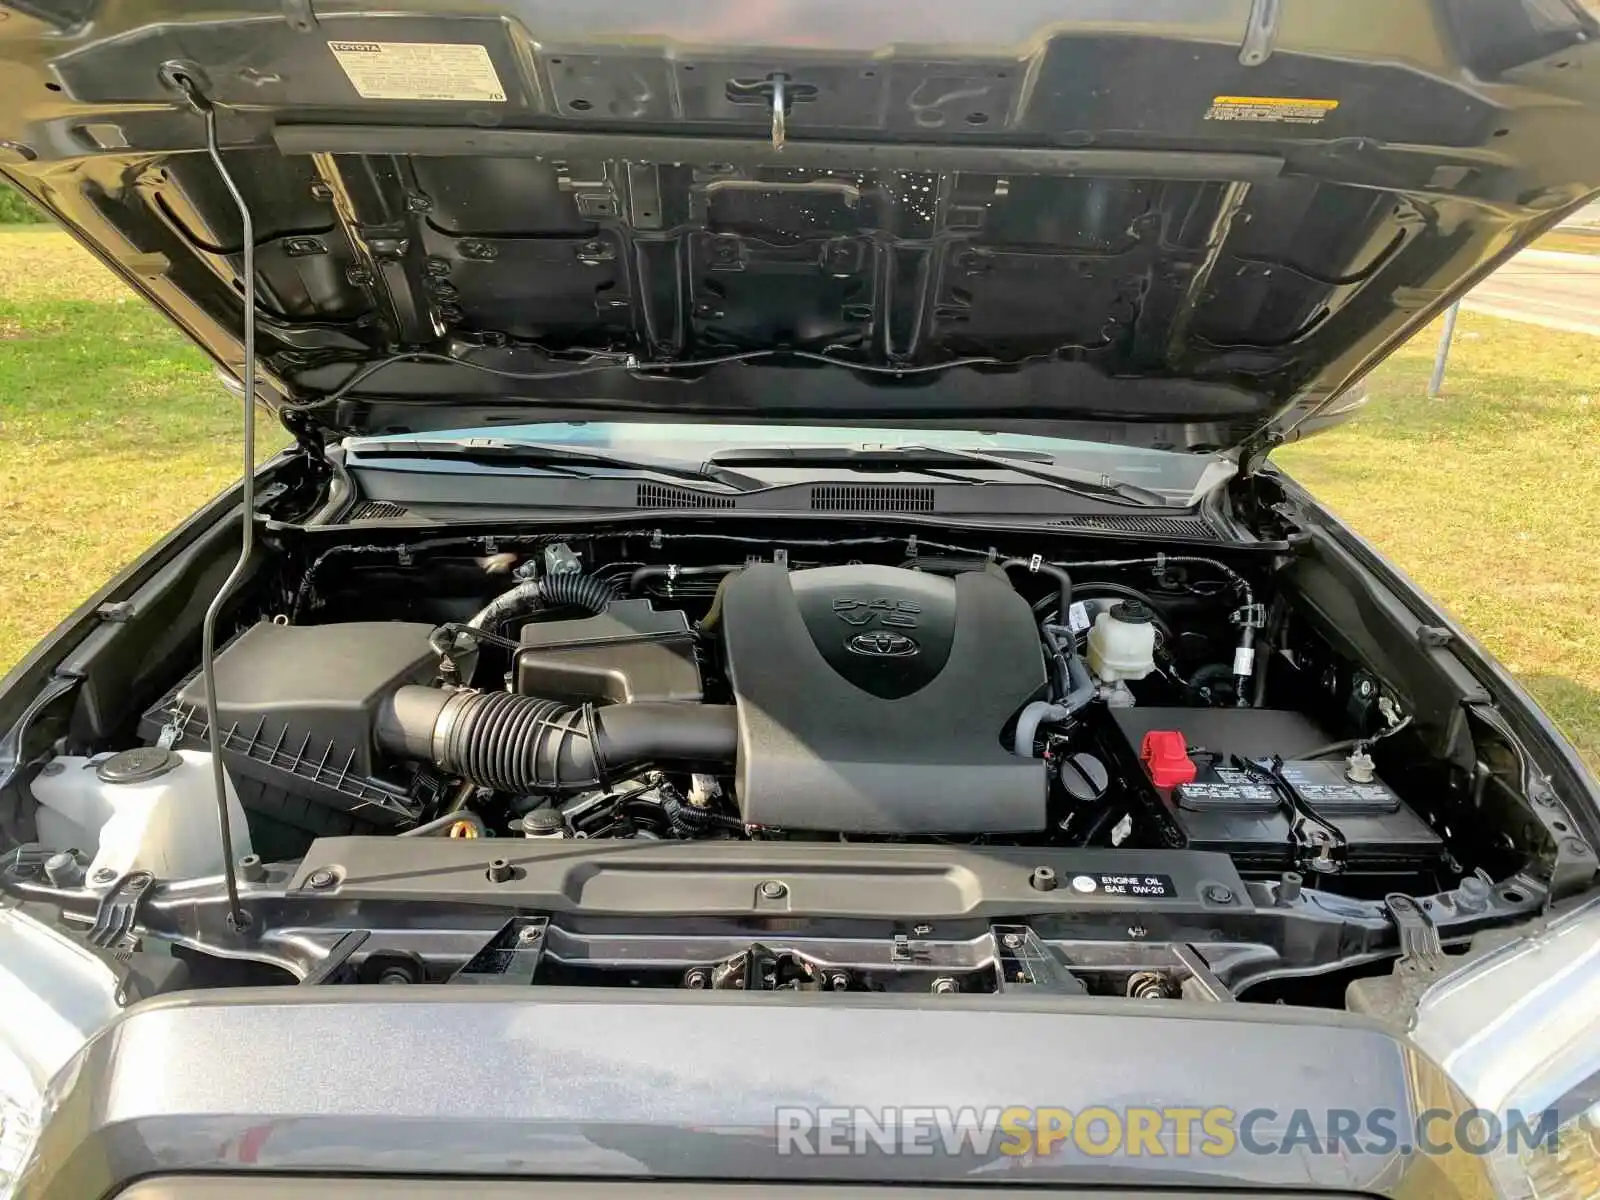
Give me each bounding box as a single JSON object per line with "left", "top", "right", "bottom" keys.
{"left": 1106, "top": 707, "right": 1444, "bottom": 874}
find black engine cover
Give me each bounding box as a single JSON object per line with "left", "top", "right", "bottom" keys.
{"left": 719, "top": 564, "right": 1048, "bottom": 833}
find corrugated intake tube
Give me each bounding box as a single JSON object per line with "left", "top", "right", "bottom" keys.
{"left": 377, "top": 685, "right": 738, "bottom": 793}
{"left": 466, "top": 571, "right": 616, "bottom": 634}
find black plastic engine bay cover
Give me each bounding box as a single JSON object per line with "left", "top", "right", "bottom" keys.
{"left": 719, "top": 564, "right": 1047, "bottom": 833}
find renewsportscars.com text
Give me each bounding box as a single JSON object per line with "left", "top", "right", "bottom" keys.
{"left": 773, "top": 1105, "right": 1560, "bottom": 1158}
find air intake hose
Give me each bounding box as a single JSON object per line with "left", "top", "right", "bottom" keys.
{"left": 377, "top": 685, "right": 737, "bottom": 793}
{"left": 467, "top": 571, "right": 616, "bottom": 634}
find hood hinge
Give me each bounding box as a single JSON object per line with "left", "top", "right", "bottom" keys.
{"left": 1239, "top": 430, "right": 1285, "bottom": 477}
{"left": 282, "top": 409, "right": 327, "bottom": 467}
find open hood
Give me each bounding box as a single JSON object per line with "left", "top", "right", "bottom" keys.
{"left": 1, "top": 0, "right": 1597, "bottom": 456}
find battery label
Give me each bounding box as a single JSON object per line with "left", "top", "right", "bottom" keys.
{"left": 1069, "top": 872, "right": 1177, "bottom": 898}
{"left": 1178, "top": 766, "right": 1278, "bottom": 810}
{"left": 1280, "top": 761, "right": 1400, "bottom": 813}
{"left": 1180, "top": 781, "right": 1278, "bottom": 801}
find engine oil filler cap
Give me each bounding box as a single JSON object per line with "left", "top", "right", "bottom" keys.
{"left": 1140, "top": 731, "right": 1196, "bottom": 790}
{"left": 95, "top": 746, "right": 182, "bottom": 785}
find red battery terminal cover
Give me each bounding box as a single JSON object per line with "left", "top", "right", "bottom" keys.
{"left": 1140, "top": 730, "right": 1197, "bottom": 789}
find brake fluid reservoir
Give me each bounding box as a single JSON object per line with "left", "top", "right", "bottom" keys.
{"left": 30, "top": 748, "right": 251, "bottom": 882}
{"left": 1086, "top": 600, "right": 1158, "bottom": 683}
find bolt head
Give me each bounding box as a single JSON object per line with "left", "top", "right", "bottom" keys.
{"left": 912, "top": 923, "right": 933, "bottom": 936}
{"left": 1002, "top": 932, "right": 1023, "bottom": 949}
{"left": 306, "top": 868, "right": 337, "bottom": 890}
{"left": 684, "top": 970, "right": 707, "bottom": 989}
{"left": 1202, "top": 884, "right": 1234, "bottom": 905}
{"left": 759, "top": 879, "right": 787, "bottom": 899}
{"left": 517, "top": 924, "right": 542, "bottom": 943}
{"left": 91, "top": 867, "right": 118, "bottom": 884}
{"left": 486, "top": 858, "right": 514, "bottom": 883}
{"left": 931, "top": 978, "right": 957, "bottom": 994}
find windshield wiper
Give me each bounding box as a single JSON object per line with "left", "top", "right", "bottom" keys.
{"left": 347, "top": 438, "right": 764, "bottom": 492}
{"left": 710, "top": 445, "right": 1170, "bottom": 507}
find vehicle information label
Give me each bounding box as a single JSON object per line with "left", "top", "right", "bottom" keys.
{"left": 1205, "top": 95, "right": 1338, "bottom": 124}
{"left": 328, "top": 41, "right": 506, "bottom": 103}
{"left": 1179, "top": 766, "right": 1278, "bottom": 808}
{"left": 1280, "top": 762, "right": 1399, "bottom": 812}
{"left": 1070, "top": 872, "right": 1177, "bottom": 898}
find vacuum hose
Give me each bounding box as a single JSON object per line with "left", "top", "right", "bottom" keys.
{"left": 377, "top": 685, "right": 738, "bottom": 794}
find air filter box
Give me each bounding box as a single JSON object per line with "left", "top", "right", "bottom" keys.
{"left": 139, "top": 621, "right": 445, "bottom": 834}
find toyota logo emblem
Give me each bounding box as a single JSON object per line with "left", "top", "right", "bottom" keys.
{"left": 846, "top": 631, "right": 920, "bottom": 658}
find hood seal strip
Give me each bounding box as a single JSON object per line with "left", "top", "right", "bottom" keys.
{"left": 271, "top": 125, "right": 1286, "bottom": 182}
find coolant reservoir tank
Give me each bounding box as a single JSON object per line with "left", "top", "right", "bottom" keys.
{"left": 1086, "top": 600, "right": 1158, "bottom": 684}
{"left": 30, "top": 748, "right": 251, "bottom": 882}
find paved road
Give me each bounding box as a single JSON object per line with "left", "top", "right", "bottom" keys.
{"left": 1465, "top": 247, "right": 1600, "bottom": 335}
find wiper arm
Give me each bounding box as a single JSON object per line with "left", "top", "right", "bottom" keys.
{"left": 711, "top": 445, "right": 1169, "bottom": 507}
{"left": 347, "top": 438, "right": 764, "bottom": 492}
{"left": 897, "top": 444, "right": 1169, "bottom": 506}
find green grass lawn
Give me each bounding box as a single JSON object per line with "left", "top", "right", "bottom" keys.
{"left": 0, "top": 228, "right": 289, "bottom": 668}
{"left": 1276, "top": 316, "right": 1600, "bottom": 769}
{"left": 1, "top": 227, "right": 1597, "bottom": 770}
{"left": 1535, "top": 230, "right": 1600, "bottom": 256}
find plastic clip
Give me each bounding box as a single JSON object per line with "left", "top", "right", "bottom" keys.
{"left": 1232, "top": 603, "right": 1267, "bottom": 629}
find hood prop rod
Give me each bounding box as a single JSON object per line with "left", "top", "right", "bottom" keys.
{"left": 179, "top": 73, "right": 253, "bottom": 932}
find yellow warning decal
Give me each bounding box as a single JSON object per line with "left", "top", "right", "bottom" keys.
{"left": 1206, "top": 96, "right": 1339, "bottom": 124}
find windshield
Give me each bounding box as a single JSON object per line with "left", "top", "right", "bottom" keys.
{"left": 346, "top": 423, "right": 1227, "bottom": 499}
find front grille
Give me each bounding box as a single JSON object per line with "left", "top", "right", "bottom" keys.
{"left": 635, "top": 483, "right": 736, "bottom": 510}
{"left": 810, "top": 484, "right": 936, "bottom": 512}
{"left": 346, "top": 500, "right": 409, "bottom": 521}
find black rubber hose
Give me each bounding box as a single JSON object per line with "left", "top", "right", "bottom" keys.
{"left": 544, "top": 571, "right": 615, "bottom": 611}
{"left": 466, "top": 571, "right": 615, "bottom": 634}
{"left": 377, "top": 685, "right": 737, "bottom": 793}
{"left": 1001, "top": 558, "right": 1073, "bottom": 622}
